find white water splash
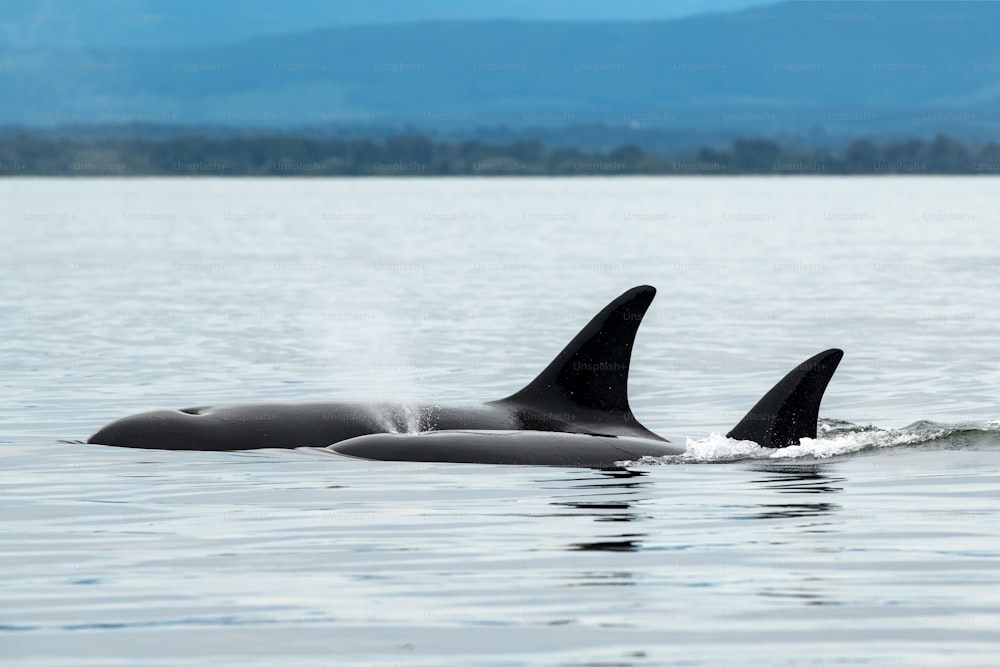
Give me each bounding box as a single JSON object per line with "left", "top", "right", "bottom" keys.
{"left": 626, "top": 419, "right": 996, "bottom": 465}
{"left": 769, "top": 427, "right": 936, "bottom": 459}
{"left": 397, "top": 403, "right": 423, "bottom": 433}
{"left": 364, "top": 402, "right": 425, "bottom": 434}
{"left": 679, "top": 433, "right": 767, "bottom": 462}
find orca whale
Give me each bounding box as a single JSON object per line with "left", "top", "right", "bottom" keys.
{"left": 88, "top": 285, "right": 664, "bottom": 451}
{"left": 333, "top": 430, "right": 685, "bottom": 467}
{"left": 329, "top": 348, "right": 843, "bottom": 467}
{"left": 87, "top": 284, "right": 844, "bottom": 465}
{"left": 726, "top": 347, "right": 843, "bottom": 448}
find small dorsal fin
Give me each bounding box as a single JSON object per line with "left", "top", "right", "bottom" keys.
{"left": 727, "top": 349, "right": 843, "bottom": 448}
{"left": 499, "top": 285, "right": 655, "bottom": 416}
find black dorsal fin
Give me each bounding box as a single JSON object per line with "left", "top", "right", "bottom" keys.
{"left": 499, "top": 285, "right": 655, "bottom": 415}
{"left": 727, "top": 349, "right": 843, "bottom": 448}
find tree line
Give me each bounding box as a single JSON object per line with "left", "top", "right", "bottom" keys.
{"left": 1, "top": 133, "right": 998, "bottom": 176}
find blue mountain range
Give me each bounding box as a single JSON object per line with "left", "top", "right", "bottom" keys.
{"left": 1, "top": 0, "right": 775, "bottom": 46}
{"left": 2, "top": 1, "right": 996, "bottom": 144}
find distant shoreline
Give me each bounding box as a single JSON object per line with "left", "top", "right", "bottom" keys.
{"left": 2, "top": 133, "right": 998, "bottom": 176}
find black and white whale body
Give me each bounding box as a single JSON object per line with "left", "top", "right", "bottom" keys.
{"left": 87, "top": 283, "right": 844, "bottom": 465}
{"left": 329, "top": 348, "right": 844, "bottom": 467}
{"left": 333, "top": 430, "right": 685, "bottom": 467}
{"left": 88, "top": 285, "right": 663, "bottom": 451}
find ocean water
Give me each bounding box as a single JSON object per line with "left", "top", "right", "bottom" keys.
{"left": 2, "top": 177, "right": 999, "bottom": 665}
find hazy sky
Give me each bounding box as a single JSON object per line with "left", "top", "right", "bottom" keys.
{"left": 3, "top": 0, "right": 784, "bottom": 47}
{"left": 2, "top": 1, "right": 976, "bottom": 49}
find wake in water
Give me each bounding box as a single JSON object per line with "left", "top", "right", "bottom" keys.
{"left": 629, "top": 418, "right": 1000, "bottom": 465}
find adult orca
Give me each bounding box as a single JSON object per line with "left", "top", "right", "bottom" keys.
{"left": 87, "top": 285, "right": 664, "bottom": 451}
{"left": 330, "top": 348, "right": 844, "bottom": 467}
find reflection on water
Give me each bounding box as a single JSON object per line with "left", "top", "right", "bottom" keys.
{"left": 750, "top": 464, "right": 846, "bottom": 494}
{"left": 758, "top": 585, "right": 842, "bottom": 606}
{"left": 567, "top": 570, "right": 636, "bottom": 587}
{"left": 745, "top": 465, "right": 846, "bottom": 607}
{"left": 550, "top": 470, "right": 652, "bottom": 552}
{"left": 744, "top": 464, "right": 844, "bottom": 520}
{"left": 551, "top": 498, "right": 636, "bottom": 524}
{"left": 569, "top": 536, "right": 644, "bottom": 552}
{"left": 543, "top": 468, "right": 649, "bottom": 488}
{"left": 749, "top": 502, "right": 838, "bottom": 520}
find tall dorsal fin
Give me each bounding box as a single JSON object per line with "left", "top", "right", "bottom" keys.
{"left": 499, "top": 285, "right": 655, "bottom": 415}
{"left": 727, "top": 349, "right": 843, "bottom": 448}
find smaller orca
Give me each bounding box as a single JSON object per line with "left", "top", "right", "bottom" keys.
{"left": 726, "top": 348, "right": 843, "bottom": 448}
{"left": 330, "top": 348, "right": 844, "bottom": 467}
{"left": 332, "top": 430, "right": 685, "bottom": 468}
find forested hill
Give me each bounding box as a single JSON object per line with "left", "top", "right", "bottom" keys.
{"left": 2, "top": 133, "right": 996, "bottom": 176}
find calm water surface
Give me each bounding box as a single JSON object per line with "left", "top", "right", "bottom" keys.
{"left": 2, "top": 177, "right": 999, "bottom": 665}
